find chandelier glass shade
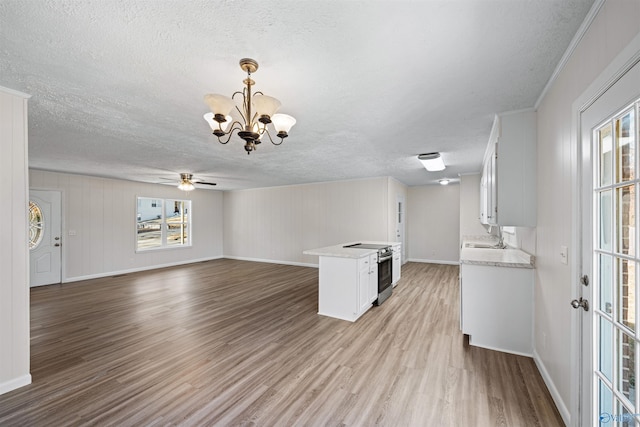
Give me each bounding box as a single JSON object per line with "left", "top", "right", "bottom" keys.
{"left": 203, "top": 58, "right": 296, "bottom": 154}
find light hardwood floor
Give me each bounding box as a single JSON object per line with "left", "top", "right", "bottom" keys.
{"left": 0, "top": 260, "right": 563, "bottom": 426}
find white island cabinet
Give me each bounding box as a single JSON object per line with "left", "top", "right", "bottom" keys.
{"left": 304, "top": 242, "right": 400, "bottom": 322}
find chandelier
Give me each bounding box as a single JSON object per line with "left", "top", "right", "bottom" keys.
{"left": 203, "top": 58, "right": 296, "bottom": 154}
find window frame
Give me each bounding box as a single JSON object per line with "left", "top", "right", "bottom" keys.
{"left": 136, "top": 196, "right": 192, "bottom": 252}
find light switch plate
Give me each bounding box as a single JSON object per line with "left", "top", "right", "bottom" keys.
{"left": 560, "top": 245, "right": 568, "bottom": 265}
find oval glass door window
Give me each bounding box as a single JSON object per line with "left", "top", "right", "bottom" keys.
{"left": 29, "top": 201, "right": 44, "bottom": 250}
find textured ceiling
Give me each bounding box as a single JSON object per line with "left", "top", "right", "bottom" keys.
{"left": 0, "top": 0, "right": 595, "bottom": 189}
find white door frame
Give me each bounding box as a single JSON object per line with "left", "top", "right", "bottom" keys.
{"left": 396, "top": 193, "right": 406, "bottom": 262}
{"left": 570, "top": 33, "right": 640, "bottom": 426}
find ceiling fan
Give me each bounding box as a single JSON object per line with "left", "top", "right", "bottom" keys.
{"left": 176, "top": 173, "right": 216, "bottom": 191}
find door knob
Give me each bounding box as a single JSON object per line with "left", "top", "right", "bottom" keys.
{"left": 570, "top": 297, "right": 589, "bottom": 311}
{"left": 54, "top": 243, "right": 60, "bottom": 247}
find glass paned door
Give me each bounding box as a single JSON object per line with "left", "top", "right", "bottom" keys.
{"left": 594, "top": 101, "right": 639, "bottom": 425}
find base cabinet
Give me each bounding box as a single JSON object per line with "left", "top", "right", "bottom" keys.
{"left": 319, "top": 253, "right": 377, "bottom": 322}
{"left": 460, "top": 263, "right": 533, "bottom": 356}
{"left": 392, "top": 243, "right": 401, "bottom": 286}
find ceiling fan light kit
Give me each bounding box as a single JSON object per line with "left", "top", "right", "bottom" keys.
{"left": 177, "top": 173, "right": 196, "bottom": 192}
{"left": 203, "top": 58, "right": 296, "bottom": 154}
{"left": 174, "top": 173, "right": 217, "bottom": 191}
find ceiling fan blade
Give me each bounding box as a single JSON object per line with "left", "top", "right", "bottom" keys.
{"left": 194, "top": 181, "right": 217, "bottom": 186}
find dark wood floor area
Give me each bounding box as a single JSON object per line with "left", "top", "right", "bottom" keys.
{"left": 0, "top": 259, "right": 563, "bottom": 426}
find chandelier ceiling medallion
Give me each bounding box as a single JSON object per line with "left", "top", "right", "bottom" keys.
{"left": 203, "top": 58, "right": 296, "bottom": 154}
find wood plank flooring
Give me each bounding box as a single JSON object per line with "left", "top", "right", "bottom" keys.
{"left": 0, "top": 260, "right": 564, "bottom": 426}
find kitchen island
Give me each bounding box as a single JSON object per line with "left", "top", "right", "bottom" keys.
{"left": 304, "top": 241, "right": 401, "bottom": 322}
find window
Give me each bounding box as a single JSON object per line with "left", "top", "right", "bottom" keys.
{"left": 136, "top": 197, "right": 191, "bottom": 251}
{"left": 29, "top": 201, "right": 44, "bottom": 250}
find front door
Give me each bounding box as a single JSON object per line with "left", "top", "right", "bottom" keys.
{"left": 580, "top": 59, "right": 640, "bottom": 425}
{"left": 29, "top": 190, "right": 62, "bottom": 287}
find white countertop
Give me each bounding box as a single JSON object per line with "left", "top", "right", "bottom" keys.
{"left": 460, "top": 236, "right": 535, "bottom": 269}
{"left": 304, "top": 241, "right": 400, "bottom": 259}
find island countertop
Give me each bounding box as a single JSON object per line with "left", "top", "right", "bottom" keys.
{"left": 304, "top": 241, "right": 400, "bottom": 259}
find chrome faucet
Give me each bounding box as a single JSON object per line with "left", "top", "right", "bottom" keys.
{"left": 491, "top": 226, "right": 507, "bottom": 249}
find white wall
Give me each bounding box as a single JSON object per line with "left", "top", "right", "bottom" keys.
{"left": 0, "top": 87, "right": 31, "bottom": 395}
{"left": 223, "top": 177, "right": 406, "bottom": 266}
{"left": 535, "top": 0, "right": 640, "bottom": 422}
{"left": 29, "top": 170, "right": 224, "bottom": 282}
{"left": 459, "top": 174, "right": 487, "bottom": 241}
{"left": 407, "top": 184, "right": 460, "bottom": 264}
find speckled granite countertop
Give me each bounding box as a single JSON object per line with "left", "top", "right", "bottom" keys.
{"left": 460, "top": 236, "right": 535, "bottom": 269}
{"left": 304, "top": 241, "right": 400, "bottom": 259}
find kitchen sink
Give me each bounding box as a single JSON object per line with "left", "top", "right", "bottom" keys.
{"left": 465, "top": 242, "right": 497, "bottom": 249}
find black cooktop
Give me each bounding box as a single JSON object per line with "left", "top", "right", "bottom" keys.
{"left": 343, "top": 243, "right": 390, "bottom": 250}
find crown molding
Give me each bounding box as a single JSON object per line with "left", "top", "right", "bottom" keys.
{"left": 534, "top": 0, "right": 606, "bottom": 109}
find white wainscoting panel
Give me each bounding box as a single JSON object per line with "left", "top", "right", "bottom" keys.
{"left": 224, "top": 177, "right": 395, "bottom": 265}
{"left": 29, "top": 170, "right": 224, "bottom": 282}
{"left": 407, "top": 184, "right": 461, "bottom": 263}
{"left": 0, "top": 86, "right": 31, "bottom": 395}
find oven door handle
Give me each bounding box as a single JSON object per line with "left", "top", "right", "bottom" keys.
{"left": 378, "top": 255, "right": 393, "bottom": 263}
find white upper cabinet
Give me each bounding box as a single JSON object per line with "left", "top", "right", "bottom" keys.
{"left": 480, "top": 110, "right": 537, "bottom": 227}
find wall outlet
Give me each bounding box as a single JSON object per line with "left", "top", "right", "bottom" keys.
{"left": 560, "top": 245, "right": 568, "bottom": 265}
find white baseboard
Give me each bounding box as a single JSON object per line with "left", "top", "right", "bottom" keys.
{"left": 223, "top": 256, "right": 318, "bottom": 268}
{"left": 406, "top": 258, "right": 460, "bottom": 266}
{"left": 0, "top": 374, "right": 31, "bottom": 396}
{"left": 467, "top": 339, "right": 533, "bottom": 358}
{"left": 533, "top": 349, "right": 570, "bottom": 426}
{"left": 63, "top": 256, "right": 224, "bottom": 283}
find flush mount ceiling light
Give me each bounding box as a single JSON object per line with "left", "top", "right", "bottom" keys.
{"left": 418, "top": 152, "right": 446, "bottom": 171}
{"left": 438, "top": 179, "right": 450, "bottom": 186}
{"left": 203, "top": 58, "right": 296, "bottom": 155}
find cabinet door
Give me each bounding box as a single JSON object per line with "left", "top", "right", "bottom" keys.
{"left": 358, "top": 257, "right": 372, "bottom": 314}
{"left": 369, "top": 255, "right": 378, "bottom": 303}
{"left": 487, "top": 143, "right": 498, "bottom": 225}
{"left": 480, "top": 161, "right": 488, "bottom": 224}
{"left": 392, "top": 248, "right": 401, "bottom": 285}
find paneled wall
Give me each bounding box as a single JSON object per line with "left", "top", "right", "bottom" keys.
{"left": 224, "top": 177, "right": 406, "bottom": 266}
{"left": 407, "top": 184, "right": 460, "bottom": 264}
{"left": 0, "top": 87, "right": 31, "bottom": 395}
{"left": 29, "top": 171, "right": 224, "bottom": 282}
{"left": 535, "top": 1, "right": 640, "bottom": 422}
